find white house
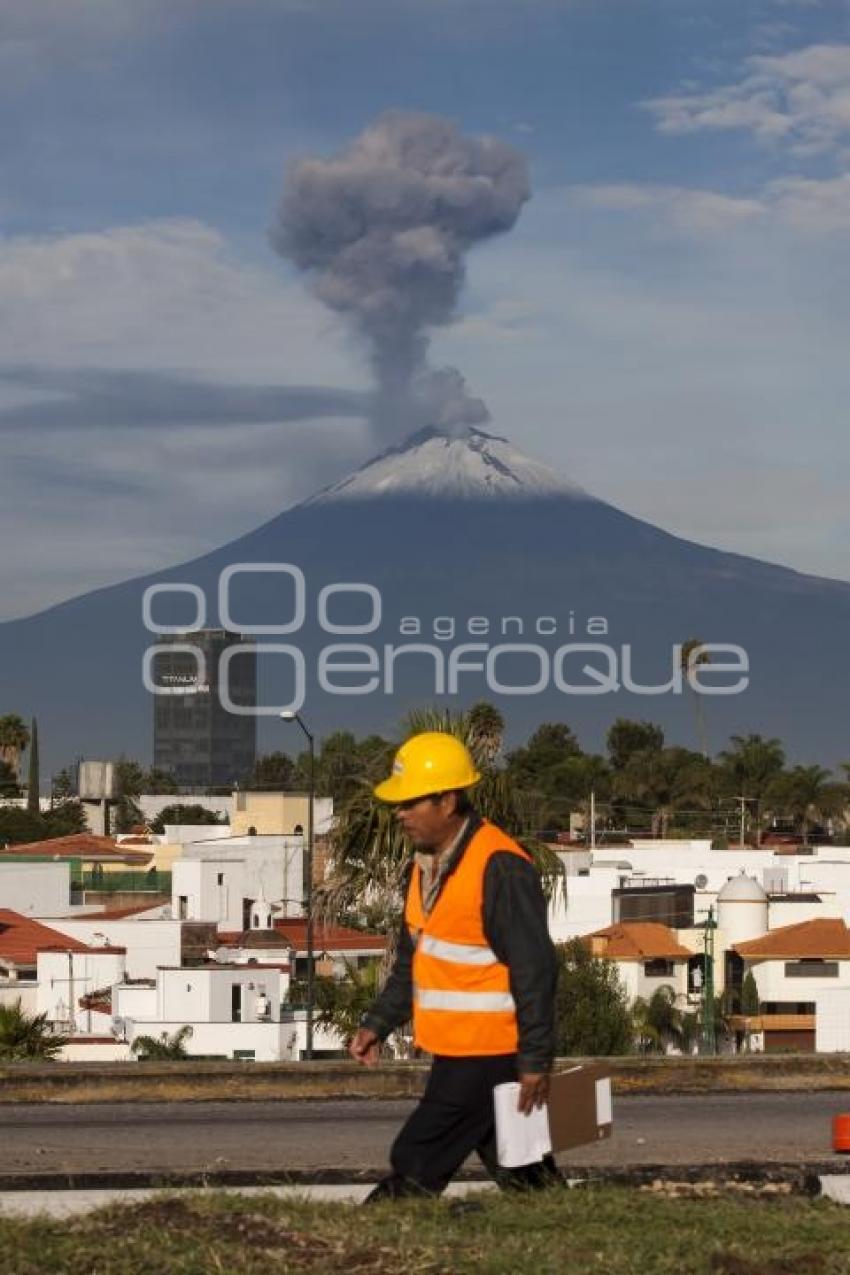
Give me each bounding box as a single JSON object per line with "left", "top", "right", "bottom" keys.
{"left": 583, "top": 922, "right": 694, "bottom": 1007}
{"left": 732, "top": 917, "right": 850, "bottom": 1053}
{"left": 113, "top": 963, "right": 344, "bottom": 1061}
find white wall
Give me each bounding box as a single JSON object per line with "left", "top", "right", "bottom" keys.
{"left": 182, "top": 837, "right": 306, "bottom": 919}
{"left": 816, "top": 988, "right": 850, "bottom": 1052}
{"left": 548, "top": 868, "right": 618, "bottom": 941}
{"left": 0, "top": 863, "right": 70, "bottom": 914}
{"left": 172, "top": 859, "right": 245, "bottom": 930}
{"left": 0, "top": 982, "right": 38, "bottom": 1013}
{"left": 747, "top": 958, "right": 850, "bottom": 1005}
{"left": 60, "top": 1040, "right": 132, "bottom": 1061}
{"left": 38, "top": 919, "right": 182, "bottom": 979}
{"left": 36, "top": 949, "right": 126, "bottom": 1031}
{"left": 113, "top": 982, "right": 158, "bottom": 1022}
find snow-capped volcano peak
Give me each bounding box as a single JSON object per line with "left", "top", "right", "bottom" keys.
{"left": 302, "top": 425, "right": 589, "bottom": 505}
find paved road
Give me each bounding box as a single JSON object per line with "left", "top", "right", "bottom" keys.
{"left": 0, "top": 1092, "right": 847, "bottom": 1177}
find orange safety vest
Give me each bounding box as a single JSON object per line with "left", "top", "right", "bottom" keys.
{"left": 404, "top": 820, "right": 531, "bottom": 1057}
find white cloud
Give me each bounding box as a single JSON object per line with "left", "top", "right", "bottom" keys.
{"left": 0, "top": 219, "right": 363, "bottom": 383}
{"left": 571, "top": 184, "right": 765, "bottom": 235}
{"left": 571, "top": 175, "right": 850, "bottom": 236}
{"left": 644, "top": 42, "right": 850, "bottom": 155}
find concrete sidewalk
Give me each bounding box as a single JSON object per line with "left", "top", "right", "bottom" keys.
{"left": 0, "top": 1181, "right": 496, "bottom": 1219}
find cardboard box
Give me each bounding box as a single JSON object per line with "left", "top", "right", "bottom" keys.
{"left": 547, "top": 1062, "right": 613, "bottom": 1153}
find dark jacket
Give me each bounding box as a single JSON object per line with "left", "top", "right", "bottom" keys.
{"left": 362, "top": 812, "right": 559, "bottom": 1072}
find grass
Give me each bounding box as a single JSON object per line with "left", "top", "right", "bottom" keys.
{"left": 1, "top": 1186, "right": 849, "bottom": 1275}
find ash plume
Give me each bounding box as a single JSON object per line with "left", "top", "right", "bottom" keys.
{"left": 272, "top": 111, "right": 529, "bottom": 440}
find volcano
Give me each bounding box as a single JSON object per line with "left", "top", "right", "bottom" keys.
{"left": 2, "top": 423, "right": 848, "bottom": 775}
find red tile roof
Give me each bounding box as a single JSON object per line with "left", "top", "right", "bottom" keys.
{"left": 86, "top": 901, "right": 170, "bottom": 920}
{"left": 0, "top": 910, "right": 96, "bottom": 965}
{"left": 274, "top": 918, "right": 386, "bottom": 952}
{"left": 734, "top": 918, "right": 850, "bottom": 959}
{"left": 582, "top": 922, "right": 693, "bottom": 961}
{"left": 0, "top": 835, "right": 152, "bottom": 864}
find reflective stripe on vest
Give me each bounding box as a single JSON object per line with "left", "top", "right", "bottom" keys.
{"left": 415, "top": 989, "right": 516, "bottom": 1013}
{"left": 405, "top": 820, "right": 531, "bottom": 1057}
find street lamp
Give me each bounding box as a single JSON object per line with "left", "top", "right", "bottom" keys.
{"left": 280, "top": 710, "right": 315, "bottom": 1061}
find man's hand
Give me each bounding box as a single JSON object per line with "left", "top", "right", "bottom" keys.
{"left": 349, "top": 1027, "right": 381, "bottom": 1067}
{"left": 517, "top": 1072, "right": 550, "bottom": 1115}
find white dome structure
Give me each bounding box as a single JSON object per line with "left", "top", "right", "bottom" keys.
{"left": 717, "top": 873, "right": 768, "bottom": 945}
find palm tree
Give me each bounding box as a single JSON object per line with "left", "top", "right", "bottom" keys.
{"left": 0, "top": 715, "right": 30, "bottom": 782}
{"left": 317, "top": 706, "right": 564, "bottom": 970}
{"left": 130, "top": 1025, "right": 193, "bottom": 1059}
{"left": 467, "top": 701, "right": 505, "bottom": 767}
{"left": 718, "top": 734, "right": 785, "bottom": 846}
{"left": 0, "top": 999, "right": 66, "bottom": 1060}
{"left": 313, "top": 957, "right": 386, "bottom": 1046}
{"left": 680, "top": 639, "right": 711, "bottom": 757}
{"left": 768, "top": 765, "right": 844, "bottom": 843}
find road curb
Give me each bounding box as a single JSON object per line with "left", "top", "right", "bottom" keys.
{"left": 1, "top": 1160, "right": 848, "bottom": 1195}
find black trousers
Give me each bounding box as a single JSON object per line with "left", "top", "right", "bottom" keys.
{"left": 365, "top": 1054, "right": 560, "bottom": 1201}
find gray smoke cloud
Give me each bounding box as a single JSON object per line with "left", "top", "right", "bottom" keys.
{"left": 272, "top": 111, "right": 530, "bottom": 439}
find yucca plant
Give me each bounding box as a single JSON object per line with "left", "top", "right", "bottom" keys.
{"left": 130, "top": 1025, "right": 194, "bottom": 1060}
{"left": 0, "top": 999, "right": 66, "bottom": 1061}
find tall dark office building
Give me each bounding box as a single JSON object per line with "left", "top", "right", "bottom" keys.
{"left": 152, "top": 630, "right": 256, "bottom": 789}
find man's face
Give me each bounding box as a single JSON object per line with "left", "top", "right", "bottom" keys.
{"left": 393, "top": 791, "right": 459, "bottom": 851}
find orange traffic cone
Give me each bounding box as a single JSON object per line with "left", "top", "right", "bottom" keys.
{"left": 833, "top": 1114, "right": 850, "bottom": 1153}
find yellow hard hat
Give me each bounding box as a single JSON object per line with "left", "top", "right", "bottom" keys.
{"left": 373, "top": 731, "right": 481, "bottom": 803}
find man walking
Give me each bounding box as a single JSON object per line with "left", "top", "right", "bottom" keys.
{"left": 349, "top": 731, "right": 560, "bottom": 1199}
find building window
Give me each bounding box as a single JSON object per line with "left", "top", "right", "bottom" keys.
{"left": 644, "top": 959, "right": 675, "bottom": 977}
{"left": 178, "top": 895, "right": 188, "bottom": 920}
{"left": 217, "top": 873, "right": 224, "bottom": 886}
{"left": 784, "top": 961, "right": 839, "bottom": 978}
{"left": 231, "top": 984, "right": 242, "bottom": 1023}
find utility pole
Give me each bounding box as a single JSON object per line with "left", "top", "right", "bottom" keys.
{"left": 701, "top": 906, "right": 717, "bottom": 1055}
{"left": 736, "top": 796, "right": 749, "bottom": 847}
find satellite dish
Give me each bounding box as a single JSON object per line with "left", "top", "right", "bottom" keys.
{"left": 695, "top": 874, "right": 709, "bottom": 889}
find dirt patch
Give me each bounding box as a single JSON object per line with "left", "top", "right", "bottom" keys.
{"left": 82, "top": 1197, "right": 442, "bottom": 1272}
{"left": 711, "top": 1253, "right": 826, "bottom": 1275}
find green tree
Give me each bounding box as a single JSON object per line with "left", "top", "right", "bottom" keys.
{"left": 0, "top": 714, "right": 30, "bottom": 781}
{"left": 718, "top": 734, "right": 785, "bottom": 846}
{"left": 150, "top": 804, "right": 227, "bottom": 833}
{"left": 250, "top": 751, "right": 296, "bottom": 790}
{"left": 113, "top": 757, "right": 146, "bottom": 833}
{"left": 130, "top": 1025, "right": 193, "bottom": 1059}
{"left": 613, "top": 746, "right": 713, "bottom": 838}
{"left": 506, "top": 722, "right": 584, "bottom": 829}
{"left": 26, "top": 718, "right": 39, "bottom": 815}
{"left": 606, "top": 719, "right": 664, "bottom": 773}
{"left": 0, "top": 801, "right": 86, "bottom": 846}
{"left": 144, "top": 768, "right": 179, "bottom": 794}
{"left": 554, "top": 939, "right": 633, "bottom": 1056}
{"left": 741, "top": 970, "right": 760, "bottom": 1016}
{"left": 0, "top": 999, "right": 66, "bottom": 1061}
{"left": 52, "top": 768, "right": 76, "bottom": 801}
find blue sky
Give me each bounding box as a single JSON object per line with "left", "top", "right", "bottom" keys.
{"left": 2, "top": 0, "right": 849, "bottom": 617}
